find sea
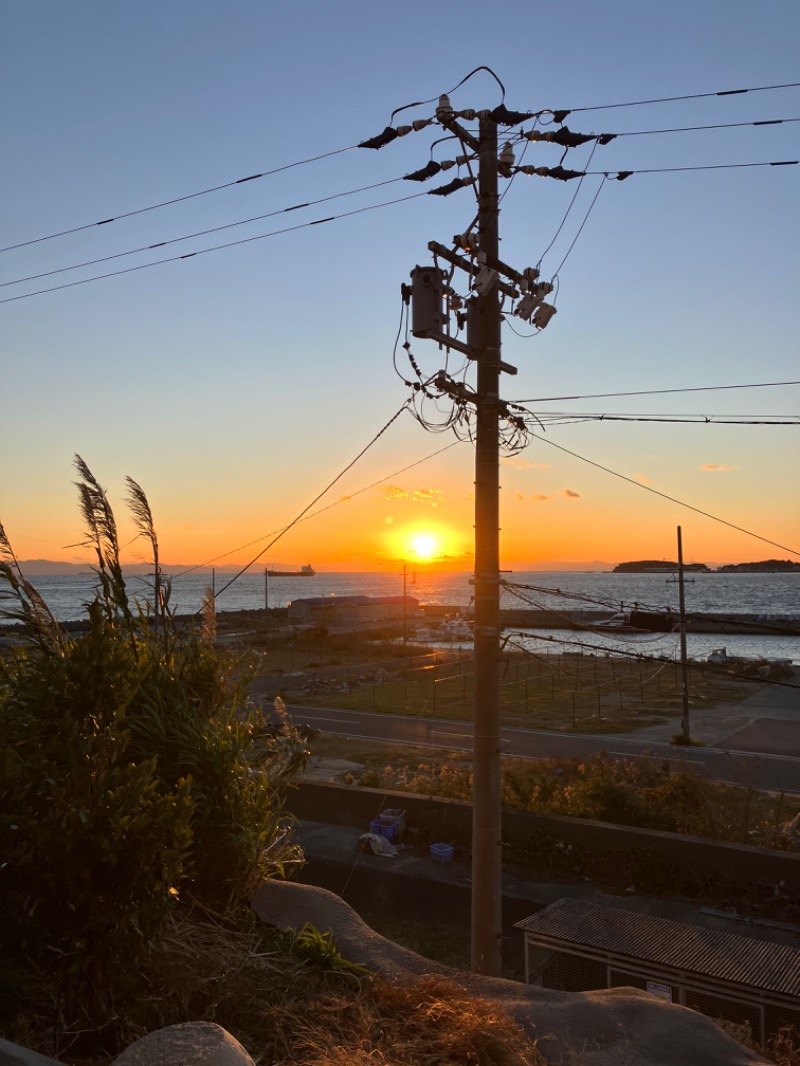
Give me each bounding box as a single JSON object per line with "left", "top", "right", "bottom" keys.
{"left": 2, "top": 569, "right": 798, "bottom": 665}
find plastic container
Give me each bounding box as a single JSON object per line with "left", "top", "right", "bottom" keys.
{"left": 377, "top": 808, "right": 406, "bottom": 841}
{"left": 370, "top": 819, "right": 399, "bottom": 841}
{"left": 430, "top": 842, "right": 454, "bottom": 864}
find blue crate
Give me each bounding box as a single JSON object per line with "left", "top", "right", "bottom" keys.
{"left": 430, "top": 842, "right": 454, "bottom": 864}
{"left": 370, "top": 819, "right": 399, "bottom": 841}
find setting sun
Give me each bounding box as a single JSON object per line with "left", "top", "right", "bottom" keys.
{"left": 410, "top": 532, "right": 437, "bottom": 559}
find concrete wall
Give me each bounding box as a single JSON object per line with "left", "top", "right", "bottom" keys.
{"left": 291, "top": 781, "right": 800, "bottom": 892}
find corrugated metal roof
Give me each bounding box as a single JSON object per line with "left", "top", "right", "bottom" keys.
{"left": 515, "top": 899, "right": 800, "bottom": 997}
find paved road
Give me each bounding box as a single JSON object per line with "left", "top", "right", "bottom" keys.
{"left": 284, "top": 702, "right": 800, "bottom": 794}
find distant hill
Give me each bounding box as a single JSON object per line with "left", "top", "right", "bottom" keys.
{"left": 613, "top": 560, "right": 710, "bottom": 573}
{"left": 16, "top": 560, "right": 242, "bottom": 575}
{"left": 716, "top": 560, "right": 800, "bottom": 573}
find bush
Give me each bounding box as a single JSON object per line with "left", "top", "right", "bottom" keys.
{"left": 0, "top": 457, "right": 308, "bottom": 1043}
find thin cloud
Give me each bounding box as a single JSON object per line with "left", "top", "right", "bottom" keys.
{"left": 634, "top": 474, "right": 653, "bottom": 485}
{"left": 378, "top": 485, "right": 444, "bottom": 506}
{"left": 412, "top": 489, "right": 444, "bottom": 507}
{"left": 501, "top": 457, "right": 551, "bottom": 469}
{"left": 699, "top": 463, "right": 739, "bottom": 472}
{"left": 517, "top": 489, "right": 580, "bottom": 503}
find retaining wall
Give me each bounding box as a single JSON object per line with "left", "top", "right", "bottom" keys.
{"left": 292, "top": 781, "right": 800, "bottom": 892}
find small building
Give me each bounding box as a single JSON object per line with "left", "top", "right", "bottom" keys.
{"left": 287, "top": 595, "right": 418, "bottom": 627}
{"left": 515, "top": 898, "right": 800, "bottom": 1045}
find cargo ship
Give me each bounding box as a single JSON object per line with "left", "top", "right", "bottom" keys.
{"left": 264, "top": 564, "right": 316, "bottom": 577}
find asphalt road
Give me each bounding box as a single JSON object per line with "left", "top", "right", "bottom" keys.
{"left": 284, "top": 702, "right": 800, "bottom": 794}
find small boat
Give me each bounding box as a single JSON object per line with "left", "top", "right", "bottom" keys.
{"left": 588, "top": 612, "right": 649, "bottom": 634}
{"left": 265, "top": 564, "right": 316, "bottom": 577}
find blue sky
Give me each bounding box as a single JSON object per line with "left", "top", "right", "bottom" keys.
{"left": 2, "top": 0, "right": 798, "bottom": 570}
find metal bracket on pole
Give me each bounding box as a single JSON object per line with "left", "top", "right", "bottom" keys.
{"left": 429, "top": 241, "right": 519, "bottom": 299}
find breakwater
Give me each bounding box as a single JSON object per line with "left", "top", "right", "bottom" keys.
{"left": 422, "top": 604, "right": 800, "bottom": 636}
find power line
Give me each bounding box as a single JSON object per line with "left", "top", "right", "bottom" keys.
{"left": 172, "top": 438, "right": 463, "bottom": 579}
{"left": 504, "top": 632, "right": 800, "bottom": 689}
{"left": 502, "top": 579, "right": 800, "bottom": 636}
{"left": 0, "top": 191, "right": 429, "bottom": 304}
{"left": 612, "top": 116, "right": 800, "bottom": 137}
{"left": 588, "top": 160, "right": 798, "bottom": 178}
{"left": 0, "top": 143, "right": 360, "bottom": 255}
{"left": 550, "top": 81, "right": 800, "bottom": 116}
{"left": 528, "top": 431, "right": 800, "bottom": 557}
{"left": 513, "top": 380, "right": 800, "bottom": 403}
{"left": 550, "top": 176, "right": 606, "bottom": 276}
{"left": 516, "top": 159, "right": 799, "bottom": 183}
{"left": 536, "top": 141, "right": 599, "bottom": 269}
{"left": 0, "top": 175, "right": 407, "bottom": 289}
{"left": 531, "top": 414, "right": 798, "bottom": 426}
{"left": 213, "top": 402, "right": 412, "bottom": 600}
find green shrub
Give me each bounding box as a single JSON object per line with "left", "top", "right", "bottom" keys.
{"left": 0, "top": 457, "right": 308, "bottom": 1040}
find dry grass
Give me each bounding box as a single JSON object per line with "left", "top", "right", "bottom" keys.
{"left": 10, "top": 905, "right": 545, "bottom": 1066}
{"left": 717, "top": 1020, "right": 800, "bottom": 1065}
{"left": 139, "top": 908, "right": 547, "bottom": 1066}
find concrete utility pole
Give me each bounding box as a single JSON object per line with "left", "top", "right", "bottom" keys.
{"left": 404, "top": 97, "right": 557, "bottom": 976}
{"left": 470, "top": 113, "right": 504, "bottom": 977}
{"left": 677, "top": 525, "right": 691, "bottom": 743}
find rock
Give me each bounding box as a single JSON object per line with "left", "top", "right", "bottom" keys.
{"left": 0, "top": 1038, "right": 66, "bottom": 1066}
{"left": 251, "top": 880, "right": 768, "bottom": 1066}
{"left": 113, "top": 1022, "right": 255, "bottom": 1066}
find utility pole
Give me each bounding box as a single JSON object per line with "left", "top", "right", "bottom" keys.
{"left": 402, "top": 563, "right": 408, "bottom": 644}
{"left": 393, "top": 91, "right": 559, "bottom": 977}
{"left": 677, "top": 525, "right": 691, "bottom": 743}
{"left": 470, "top": 112, "right": 503, "bottom": 977}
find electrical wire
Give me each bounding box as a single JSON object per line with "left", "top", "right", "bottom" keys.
{"left": 503, "top": 633, "right": 800, "bottom": 690}
{"left": 501, "top": 579, "right": 799, "bottom": 636}
{"left": 389, "top": 65, "right": 507, "bottom": 124}
{"left": 514, "top": 380, "right": 800, "bottom": 403}
{"left": 527, "top": 431, "right": 800, "bottom": 557}
{"left": 0, "top": 191, "right": 429, "bottom": 304}
{"left": 550, "top": 175, "right": 607, "bottom": 277}
{"left": 0, "top": 176, "right": 408, "bottom": 289}
{"left": 0, "top": 143, "right": 361, "bottom": 255}
{"left": 550, "top": 81, "right": 800, "bottom": 116}
{"left": 523, "top": 413, "right": 798, "bottom": 426}
{"left": 613, "top": 116, "right": 800, "bottom": 136}
{"left": 586, "top": 160, "right": 798, "bottom": 177}
{"left": 536, "top": 141, "right": 599, "bottom": 269}
{"left": 172, "top": 439, "right": 464, "bottom": 579}
{"left": 213, "top": 402, "right": 412, "bottom": 600}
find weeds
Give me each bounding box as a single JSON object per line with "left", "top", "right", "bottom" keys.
{"left": 0, "top": 458, "right": 308, "bottom": 1049}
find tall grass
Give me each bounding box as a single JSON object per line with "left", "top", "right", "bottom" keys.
{"left": 0, "top": 458, "right": 308, "bottom": 1052}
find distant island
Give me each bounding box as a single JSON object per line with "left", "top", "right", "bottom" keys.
{"left": 613, "top": 560, "right": 710, "bottom": 573}
{"left": 614, "top": 559, "right": 799, "bottom": 574}
{"left": 715, "top": 559, "right": 800, "bottom": 573}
